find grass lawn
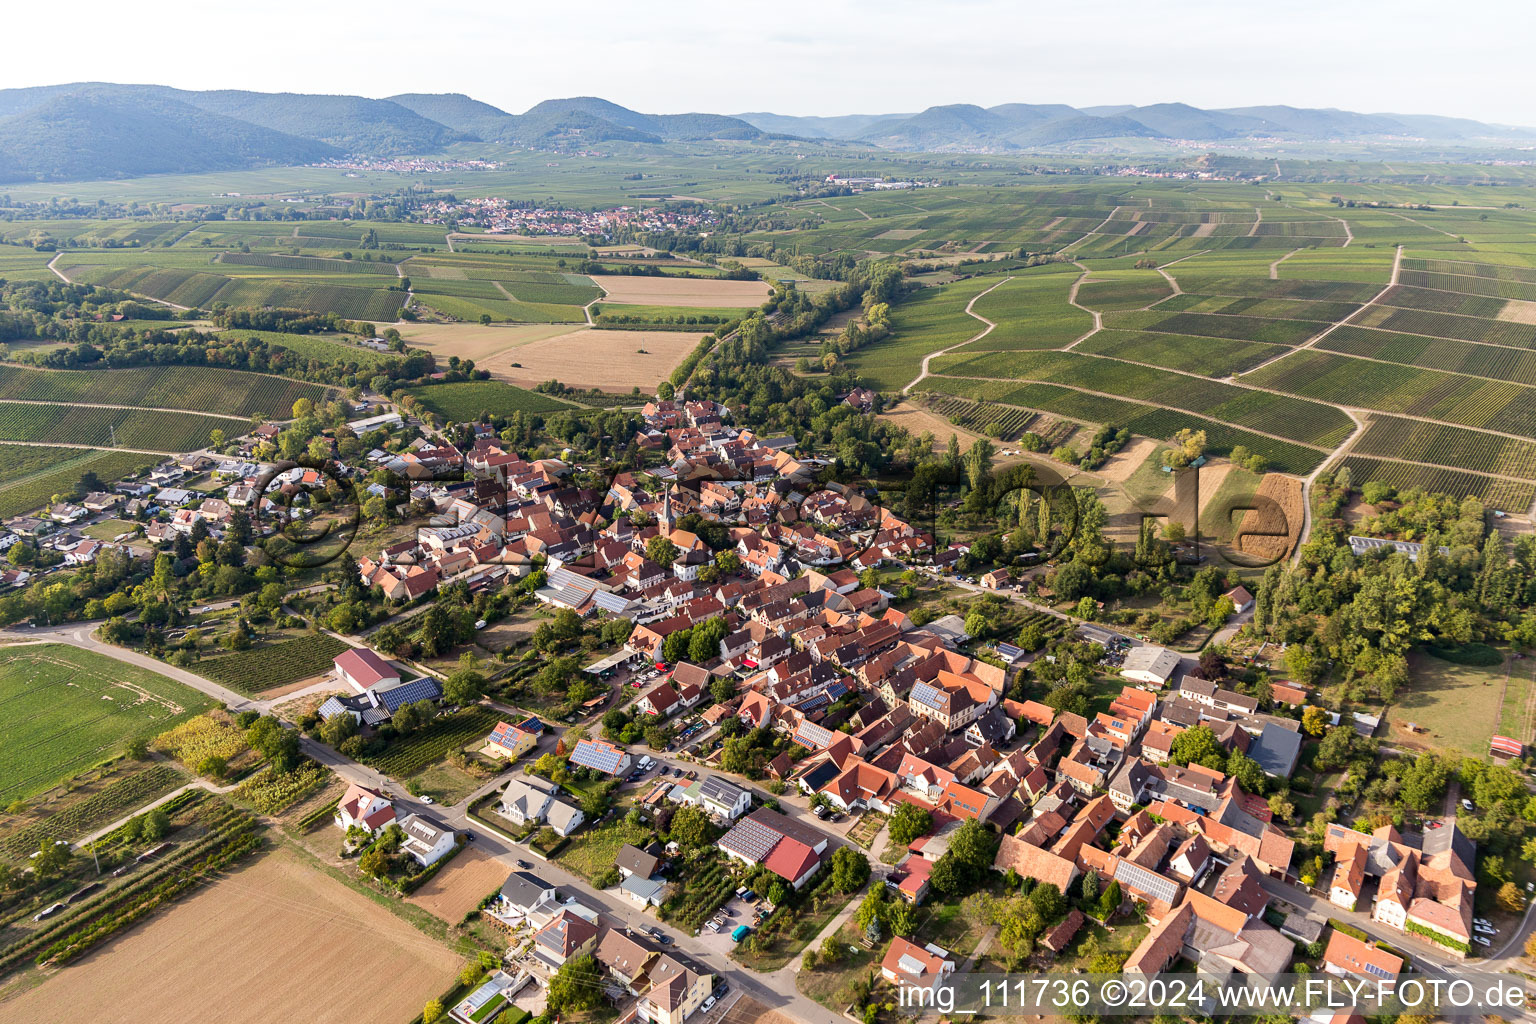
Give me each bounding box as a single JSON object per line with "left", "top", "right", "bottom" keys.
{"left": 796, "top": 920, "right": 880, "bottom": 1011}
{"left": 552, "top": 816, "right": 654, "bottom": 881}
{"left": 0, "top": 644, "right": 216, "bottom": 802}
{"left": 81, "top": 517, "right": 138, "bottom": 540}
{"left": 410, "top": 761, "right": 483, "bottom": 805}
{"left": 1053, "top": 917, "right": 1150, "bottom": 972}
{"left": 1497, "top": 654, "right": 1536, "bottom": 744}
{"left": 916, "top": 894, "right": 994, "bottom": 959}
{"left": 1386, "top": 649, "right": 1512, "bottom": 757}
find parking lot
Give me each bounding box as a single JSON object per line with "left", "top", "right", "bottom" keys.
{"left": 690, "top": 895, "right": 762, "bottom": 956}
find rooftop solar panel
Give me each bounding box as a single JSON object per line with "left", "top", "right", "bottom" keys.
{"left": 910, "top": 682, "right": 946, "bottom": 711}
{"left": 379, "top": 677, "right": 443, "bottom": 712}
{"left": 570, "top": 739, "right": 626, "bottom": 774}
{"left": 721, "top": 817, "right": 780, "bottom": 863}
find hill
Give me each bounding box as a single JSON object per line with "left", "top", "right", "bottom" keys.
{"left": 0, "top": 88, "right": 336, "bottom": 183}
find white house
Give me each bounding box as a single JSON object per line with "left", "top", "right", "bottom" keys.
{"left": 1121, "top": 645, "right": 1181, "bottom": 687}
{"left": 668, "top": 775, "right": 753, "bottom": 821}
{"left": 498, "top": 776, "right": 559, "bottom": 827}
{"left": 546, "top": 800, "right": 585, "bottom": 837}
{"left": 399, "top": 813, "right": 457, "bottom": 867}
{"left": 334, "top": 783, "right": 395, "bottom": 835}
{"left": 334, "top": 648, "right": 401, "bottom": 693}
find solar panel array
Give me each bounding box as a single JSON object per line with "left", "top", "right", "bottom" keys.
{"left": 910, "top": 681, "right": 946, "bottom": 712}
{"left": 570, "top": 739, "right": 626, "bottom": 774}
{"left": 1114, "top": 861, "right": 1181, "bottom": 907}
{"left": 379, "top": 677, "right": 443, "bottom": 712}
{"left": 721, "top": 816, "right": 780, "bottom": 863}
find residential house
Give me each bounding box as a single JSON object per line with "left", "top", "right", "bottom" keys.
{"left": 569, "top": 738, "right": 633, "bottom": 777}
{"left": 334, "top": 783, "right": 395, "bottom": 835}
{"left": 486, "top": 721, "right": 538, "bottom": 761}
{"left": 498, "top": 776, "right": 561, "bottom": 827}
{"left": 880, "top": 937, "right": 955, "bottom": 996}
{"left": 398, "top": 813, "right": 457, "bottom": 868}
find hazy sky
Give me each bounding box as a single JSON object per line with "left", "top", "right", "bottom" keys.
{"left": 9, "top": 0, "right": 1536, "bottom": 125}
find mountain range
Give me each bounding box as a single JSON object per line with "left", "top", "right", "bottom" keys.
{"left": 0, "top": 83, "right": 1531, "bottom": 185}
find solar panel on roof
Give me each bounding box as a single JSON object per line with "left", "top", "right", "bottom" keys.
{"left": 379, "top": 677, "right": 443, "bottom": 712}
{"left": 722, "top": 817, "right": 781, "bottom": 863}
{"left": 1114, "top": 861, "right": 1181, "bottom": 907}
{"left": 570, "top": 740, "right": 625, "bottom": 774}
{"left": 910, "top": 682, "right": 945, "bottom": 711}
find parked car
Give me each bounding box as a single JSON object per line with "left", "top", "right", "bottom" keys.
{"left": 420, "top": 796, "right": 434, "bottom": 805}
{"left": 517, "top": 860, "right": 531, "bottom": 869}
{"left": 731, "top": 925, "right": 752, "bottom": 943}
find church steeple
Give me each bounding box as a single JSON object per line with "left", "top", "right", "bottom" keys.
{"left": 661, "top": 488, "right": 675, "bottom": 532}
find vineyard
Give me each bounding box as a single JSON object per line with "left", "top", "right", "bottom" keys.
{"left": 931, "top": 349, "right": 1352, "bottom": 447}
{"left": 1336, "top": 456, "right": 1536, "bottom": 513}
{"left": 1073, "top": 273, "right": 1173, "bottom": 311}
{"left": 0, "top": 447, "right": 156, "bottom": 518}
{"left": 920, "top": 395, "right": 1036, "bottom": 439}
{"left": 67, "top": 262, "right": 407, "bottom": 320}
{"left": 1350, "top": 416, "right": 1536, "bottom": 480}
{"left": 0, "top": 364, "right": 333, "bottom": 418}
{"left": 1378, "top": 285, "right": 1507, "bottom": 319}
{"left": 1247, "top": 350, "right": 1536, "bottom": 437}
{"left": 0, "top": 404, "right": 238, "bottom": 452}
{"left": 0, "top": 763, "right": 185, "bottom": 858}
{"left": 360, "top": 708, "right": 504, "bottom": 777}
{"left": 1351, "top": 305, "right": 1536, "bottom": 348}
{"left": 1137, "top": 311, "right": 1326, "bottom": 346}
{"left": 1075, "top": 329, "right": 1283, "bottom": 377}
{"left": 1318, "top": 327, "right": 1536, "bottom": 388}
{"left": 198, "top": 635, "right": 353, "bottom": 694}
{"left": 660, "top": 851, "right": 736, "bottom": 932}
{"left": 407, "top": 380, "right": 573, "bottom": 421}
{"left": 218, "top": 252, "right": 400, "bottom": 275}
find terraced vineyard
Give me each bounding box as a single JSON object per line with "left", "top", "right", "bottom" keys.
{"left": 1336, "top": 456, "right": 1536, "bottom": 512}
{"left": 0, "top": 365, "right": 333, "bottom": 418}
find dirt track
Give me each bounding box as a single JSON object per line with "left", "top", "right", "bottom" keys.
{"left": 0, "top": 848, "right": 460, "bottom": 1024}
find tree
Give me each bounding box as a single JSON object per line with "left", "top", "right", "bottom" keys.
{"left": 246, "top": 716, "right": 300, "bottom": 773}
{"left": 887, "top": 900, "right": 917, "bottom": 937}
{"left": 1170, "top": 724, "right": 1225, "bottom": 771}
{"left": 1098, "top": 879, "right": 1122, "bottom": 919}
{"left": 888, "top": 803, "right": 932, "bottom": 847}
{"left": 1226, "top": 750, "right": 1266, "bottom": 795}
{"left": 33, "top": 839, "right": 71, "bottom": 878}
{"left": 767, "top": 881, "right": 788, "bottom": 906}
{"left": 422, "top": 1000, "right": 444, "bottom": 1024}
{"left": 547, "top": 954, "right": 604, "bottom": 1016}
{"left": 1498, "top": 881, "right": 1526, "bottom": 913}
{"left": 670, "top": 805, "right": 713, "bottom": 848}
{"left": 854, "top": 886, "right": 886, "bottom": 931}
{"left": 964, "top": 610, "right": 989, "bottom": 638}
{"left": 1301, "top": 705, "right": 1329, "bottom": 737}
{"left": 930, "top": 819, "right": 996, "bottom": 896}
{"left": 1030, "top": 882, "right": 1065, "bottom": 921}
{"left": 829, "top": 847, "right": 870, "bottom": 893}
{"left": 198, "top": 755, "right": 228, "bottom": 780}
{"left": 711, "top": 677, "right": 737, "bottom": 704}
{"left": 359, "top": 846, "right": 391, "bottom": 877}
{"left": 1080, "top": 869, "right": 1099, "bottom": 903}
{"left": 646, "top": 536, "right": 678, "bottom": 568}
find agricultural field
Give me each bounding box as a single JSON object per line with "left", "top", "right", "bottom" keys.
{"left": 588, "top": 274, "right": 771, "bottom": 307}
{"left": 0, "top": 848, "right": 461, "bottom": 1024}
{"left": 964, "top": 265, "right": 1092, "bottom": 349}
{"left": 1072, "top": 268, "right": 1173, "bottom": 311}
{"left": 0, "top": 447, "right": 157, "bottom": 517}
{"left": 0, "top": 364, "right": 333, "bottom": 419}
{"left": 480, "top": 327, "right": 707, "bottom": 393}
{"left": 0, "top": 404, "right": 240, "bottom": 452}
{"left": 1350, "top": 416, "right": 1536, "bottom": 480}
{"left": 406, "top": 847, "right": 509, "bottom": 922}
{"left": 407, "top": 380, "right": 573, "bottom": 421}
{"left": 1336, "top": 456, "right": 1536, "bottom": 512}
{"left": 216, "top": 329, "right": 396, "bottom": 369}
{"left": 196, "top": 635, "right": 355, "bottom": 695}
{"left": 0, "top": 646, "right": 217, "bottom": 803}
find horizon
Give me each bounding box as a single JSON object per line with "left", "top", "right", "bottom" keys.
{"left": 7, "top": 0, "right": 1535, "bottom": 127}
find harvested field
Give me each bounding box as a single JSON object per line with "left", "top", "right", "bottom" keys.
{"left": 0, "top": 848, "right": 460, "bottom": 1024}
{"left": 396, "top": 322, "right": 581, "bottom": 363}
{"left": 407, "top": 847, "right": 509, "bottom": 921}
{"left": 1234, "top": 473, "right": 1305, "bottom": 562}
{"left": 485, "top": 328, "right": 706, "bottom": 393}
{"left": 588, "top": 275, "right": 771, "bottom": 307}
{"left": 1097, "top": 436, "right": 1157, "bottom": 484}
